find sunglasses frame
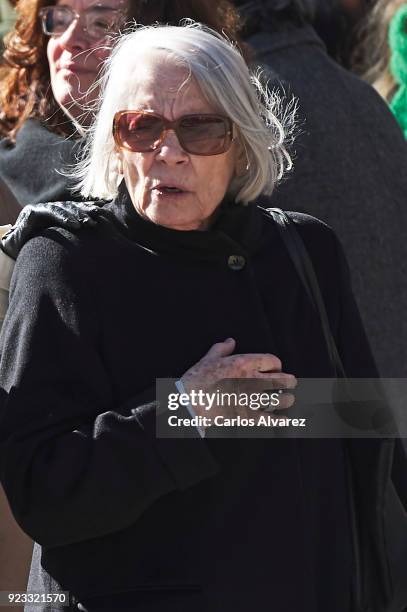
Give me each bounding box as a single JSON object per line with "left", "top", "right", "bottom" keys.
{"left": 112, "top": 110, "right": 235, "bottom": 156}
{"left": 39, "top": 4, "right": 124, "bottom": 41}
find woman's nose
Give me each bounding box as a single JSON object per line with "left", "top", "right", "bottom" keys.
{"left": 56, "top": 19, "right": 91, "bottom": 53}
{"left": 156, "top": 130, "right": 189, "bottom": 164}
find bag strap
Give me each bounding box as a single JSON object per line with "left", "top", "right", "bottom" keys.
{"left": 263, "top": 207, "right": 346, "bottom": 378}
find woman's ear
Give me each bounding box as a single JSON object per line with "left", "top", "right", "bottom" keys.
{"left": 114, "top": 150, "right": 124, "bottom": 176}
{"left": 234, "top": 140, "right": 249, "bottom": 178}
{"left": 111, "top": 149, "right": 124, "bottom": 188}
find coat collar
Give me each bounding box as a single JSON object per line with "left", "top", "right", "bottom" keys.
{"left": 103, "top": 182, "right": 267, "bottom": 261}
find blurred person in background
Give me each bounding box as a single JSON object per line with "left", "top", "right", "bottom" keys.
{"left": 0, "top": 0, "right": 243, "bottom": 604}
{"left": 235, "top": 0, "right": 407, "bottom": 379}
{"left": 238, "top": 0, "right": 372, "bottom": 68}
{"left": 356, "top": 0, "right": 407, "bottom": 136}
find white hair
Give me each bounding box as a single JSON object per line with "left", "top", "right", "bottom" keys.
{"left": 74, "top": 21, "right": 296, "bottom": 204}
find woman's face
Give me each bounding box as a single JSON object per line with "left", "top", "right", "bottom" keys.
{"left": 116, "top": 54, "right": 240, "bottom": 231}
{"left": 47, "top": 0, "right": 127, "bottom": 124}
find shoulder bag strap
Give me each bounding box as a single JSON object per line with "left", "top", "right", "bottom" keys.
{"left": 263, "top": 207, "right": 346, "bottom": 378}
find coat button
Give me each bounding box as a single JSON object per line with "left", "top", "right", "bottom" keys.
{"left": 228, "top": 255, "right": 246, "bottom": 270}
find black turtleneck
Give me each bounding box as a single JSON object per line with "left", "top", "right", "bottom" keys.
{"left": 0, "top": 189, "right": 376, "bottom": 611}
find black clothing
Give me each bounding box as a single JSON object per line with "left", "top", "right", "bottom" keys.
{"left": 0, "top": 201, "right": 102, "bottom": 259}
{"left": 0, "top": 119, "right": 81, "bottom": 208}
{"left": 247, "top": 24, "right": 407, "bottom": 377}
{"left": 0, "top": 189, "right": 388, "bottom": 611}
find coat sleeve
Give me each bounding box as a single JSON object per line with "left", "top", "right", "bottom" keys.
{"left": 0, "top": 231, "right": 218, "bottom": 548}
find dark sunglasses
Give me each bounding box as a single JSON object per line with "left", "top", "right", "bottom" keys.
{"left": 39, "top": 5, "right": 124, "bottom": 42}
{"left": 112, "top": 111, "right": 235, "bottom": 156}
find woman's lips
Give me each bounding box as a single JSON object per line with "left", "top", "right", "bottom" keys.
{"left": 152, "top": 187, "right": 189, "bottom": 200}
{"left": 152, "top": 186, "right": 190, "bottom": 199}
{"left": 152, "top": 183, "right": 190, "bottom": 194}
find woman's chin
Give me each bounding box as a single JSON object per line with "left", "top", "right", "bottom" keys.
{"left": 149, "top": 213, "right": 199, "bottom": 231}
{"left": 137, "top": 198, "right": 203, "bottom": 231}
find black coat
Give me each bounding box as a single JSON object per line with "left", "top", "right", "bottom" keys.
{"left": 0, "top": 190, "right": 403, "bottom": 611}
{"left": 0, "top": 119, "right": 81, "bottom": 209}
{"left": 247, "top": 25, "right": 407, "bottom": 377}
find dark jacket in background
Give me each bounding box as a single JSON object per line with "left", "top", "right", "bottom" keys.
{"left": 247, "top": 24, "right": 407, "bottom": 377}
{"left": 0, "top": 119, "right": 81, "bottom": 209}
{"left": 0, "top": 189, "right": 404, "bottom": 611}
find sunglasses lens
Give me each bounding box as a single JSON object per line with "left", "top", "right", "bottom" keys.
{"left": 117, "top": 113, "right": 164, "bottom": 152}
{"left": 115, "top": 113, "right": 232, "bottom": 155}
{"left": 42, "top": 7, "right": 73, "bottom": 34}
{"left": 179, "top": 116, "right": 229, "bottom": 155}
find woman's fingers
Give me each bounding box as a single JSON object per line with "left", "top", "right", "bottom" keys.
{"left": 272, "top": 392, "right": 296, "bottom": 410}
{"left": 191, "top": 348, "right": 293, "bottom": 387}
{"left": 182, "top": 345, "right": 297, "bottom": 418}
{"left": 202, "top": 342, "right": 283, "bottom": 377}
{"left": 253, "top": 372, "right": 297, "bottom": 387}
{"left": 204, "top": 337, "right": 236, "bottom": 359}
{"left": 220, "top": 353, "right": 283, "bottom": 378}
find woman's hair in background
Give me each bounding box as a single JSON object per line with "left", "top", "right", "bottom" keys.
{"left": 235, "top": 0, "right": 370, "bottom": 68}
{"left": 355, "top": 0, "right": 406, "bottom": 101}
{"left": 0, "top": 0, "right": 244, "bottom": 141}
{"left": 312, "top": 0, "right": 369, "bottom": 67}
{"left": 234, "top": 0, "right": 315, "bottom": 37}
{"left": 75, "top": 22, "right": 295, "bottom": 204}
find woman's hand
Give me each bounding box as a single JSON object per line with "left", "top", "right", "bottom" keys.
{"left": 180, "top": 338, "right": 297, "bottom": 422}
{"left": 1, "top": 201, "right": 102, "bottom": 259}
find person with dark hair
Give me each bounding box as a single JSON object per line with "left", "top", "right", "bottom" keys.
{"left": 237, "top": 0, "right": 367, "bottom": 67}
{"left": 312, "top": 0, "right": 371, "bottom": 67}
{"left": 236, "top": 0, "right": 314, "bottom": 34}
{"left": 238, "top": 0, "right": 372, "bottom": 67}
{"left": 237, "top": 0, "right": 407, "bottom": 379}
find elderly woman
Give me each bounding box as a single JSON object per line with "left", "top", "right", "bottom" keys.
{"left": 0, "top": 0, "right": 243, "bottom": 600}
{"left": 0, "top": 22, "right": 405, "bottom": 612}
